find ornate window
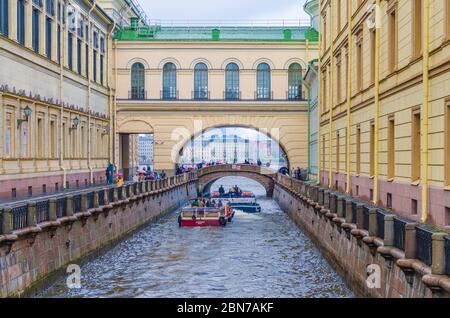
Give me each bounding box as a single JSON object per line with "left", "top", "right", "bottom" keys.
{"left": 257, "top": 63, "right": 271, "bottom": 100}
{"left": 17, "top": 0, "right": 26, "bottom": 45}
{"left": 130, "top": 62, "right": 145, "bottom": 100}
{"left": 163, "top": 62, "right": 177, "bottom": 100}
{"left": 0, "top": 0, "right": 9, "bottom": 37}
{"left": 194, "top": 63, "right": 208, "bottom": 100}
{"left": 225, "top": 63, "right": 239, "bottom": 100}
{"left": 288, "top": 63, "right": 302, "bottom": 100}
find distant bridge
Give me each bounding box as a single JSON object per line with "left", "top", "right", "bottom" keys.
{"left": 197, "top": 164, "right": 277, "bottom": 197}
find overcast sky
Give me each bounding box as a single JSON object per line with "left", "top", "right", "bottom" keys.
{"left": 140, "top": 0, "right": 310, "bottom": 22}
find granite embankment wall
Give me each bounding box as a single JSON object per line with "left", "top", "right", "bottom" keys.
{"left": 0, "top": 174, "right": 197, "bottom": 297}
{"left": 274, "top": 174, "right": 450, "bottom": 298}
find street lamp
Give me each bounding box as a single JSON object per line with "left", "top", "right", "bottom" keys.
{"left": 69, "top": 116, "right": 79, "bottom": 131}
{"left": 17, "top": 105, "right": 32, "bottom": 128}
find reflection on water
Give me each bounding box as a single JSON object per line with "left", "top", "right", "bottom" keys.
{"left": 36, "top": 177, "right": 353, "bottom": 298}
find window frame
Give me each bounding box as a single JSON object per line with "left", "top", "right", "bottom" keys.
{"left": 225, "top": 63, "right": 240, "bottom": 100}
{"left": 256, "top": 63, "right": 271, "bottom": 100}
{"left": 288, "top": 63, "right": 303, "bottom": 100}
{"left": 162, "top": 62, "right": 177, "bottom": 100}
{"left": 194, "top": 63, "right": 208, "bottom": 100}
{"left": 130, "top": 62, "right": 145, "bottom": 100}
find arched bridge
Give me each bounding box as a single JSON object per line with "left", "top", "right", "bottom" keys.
{"left": 197, "top": 164, "right": 277, "bottom": 197}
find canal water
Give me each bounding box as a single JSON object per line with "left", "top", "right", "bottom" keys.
{"left": 36, "top": 177, "right": 353, "bottom": 298}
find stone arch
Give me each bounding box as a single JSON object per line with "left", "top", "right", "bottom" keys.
{"left": 174, "top": 124, "right": 291, "bottom": 169}
{"left": 126, "top": 57, "right": 150, "bottom": 70}
{"left": 197, "top": 165, "right": 276, "bottom": 197}
{"left": 158, "top": 57, "right": 182, "bottom": 70}
{"left": 283, "top": 58, "right": 307, "bottom": 71}
{"left": 221, "top": 58, "right": 245, "bottom": 70}
{"left": 252, "top": 58, "right": 276, "bottom": 70}
{"left": 189, "top": 58, "right": 213, "bottom": 70}
{"left": 118, "top": 119, "right": 153, "bottom": 134}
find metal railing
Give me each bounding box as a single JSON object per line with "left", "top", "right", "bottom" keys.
{"left": 72, "top": 194, "right": 81, "bottom": 214}
{"left": 87, "top": 192, "right": 95, "bottom": 209}
{"left": 416, "top": 226, "right": 434, "bottom": 266}
{"left": 192, "top": 90, "right": 210, "bottom": 100}
{"left": 118, "top": 187, "right": 123, "bottom": 201}
{"left": 160, "top": 89, "right": 179, "bottom": 100}
{"left": 36, "top": 200, "right": 50, "bottom": 223}
{"left": 393, "top": 216, "right": 407, "bottom": 251}
{"left": 446, "top": 236, "right": 450, "bottom": 276}
{"left": 351, "top": 200, "right": 358, "bottom": 224}
{"left": 12, "top": 205, "right": 28, "bottom": 231}
{"left": 99, "top": 191, "right": 105, "bottom": 206}
{"left": 255, "top": 90, "right": 274, "bottom": 100}
{"left": 56, "top": 197, "right": 67, "bottom": 218}
{"left": 151, "top": 19, "right": 311, "bottom": 28}
{"left": 376, "top": 208, "right": 388, "bottom": 239}
{"left": 128, "top": 90, "right": 147, "bottom": 100}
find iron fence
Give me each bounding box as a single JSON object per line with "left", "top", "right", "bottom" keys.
{"left": 376, "top": 208, "right": 388, "bottom": 239}
{"left": 415, "top": 226, "right": 434, "bottom": 266}
{"left": 36, "top": 200, "right": 50, "bottom": 223}
{"left": 99, "top": 191, "right": 105, "bottom": 206}
{"left": 109, "top": 188, "right": 115, "bottom": 202}
{"left": 87, "top": 192, "right": 95, "bottom": 209}
{"left": 73, "top": 194, "right": 81, "bottom": 214}
{"left": 139, "top": 182, "right": 143, "bottom": 193}
{"left": 12, "top": 205, "right": 28, "bottom": 230}
{"left": 56, "top": 197, "right": 67, "bottom": 218}
{"left": 118, "top": 187, "right": 123, "bottom": 200}
{"left": 445, "top": 236, "right": 450, "bottom": 276}
{"left": 351, "top": 200, "right": 358, "bottom": 224}
{"left": 393, "top": 216, "right": 407, "bottom": 251}
{"left": 362, "top": 205, "right": 372, "bottom": 231}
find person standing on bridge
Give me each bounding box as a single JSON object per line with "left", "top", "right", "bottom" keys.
{"left": 106, "top": 162, "right": 115, "bottom": 185}
{"left": 219, "top": 185, "right": 225, "bottom": 196}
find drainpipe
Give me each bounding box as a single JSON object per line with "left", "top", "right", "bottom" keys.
{"left": 345, "top": 0, "right": 353, "bottom": 194}
{"left": 421, "top": 0, "right": 430, "bottom": 223}
{"left": 108, "top": 17, "right": 118, "bottom": 166}
{"left": 87, "top": 1, "right": 96, "bottom": 183}
{"left": 307, "top": 86, "right": 311, "bottom": 180}
{"left": 317, "top": 0, "right": 322, "bottom": 185}
{"left": 328, "top": 2, "right": 334, "bottom": 189}
{"left": 59, "top": 1, "right": 67, "bottom": 188}
{"left": 373, "top": 0, "right": 381, "bottom": 205}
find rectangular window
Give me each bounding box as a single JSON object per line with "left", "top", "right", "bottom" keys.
{"left": 356, "top": 39, "right": 363, "bottom": 91}
{"left": 356, "top": 126, "right": 361, "bottom": 175}
{"left": 100, "top": 55, "right": 104, "bottom": 85}
{"left": 32, "top": 8, "right": 40, "bottom": 53}
{"left": 37, "top": 117, "right": 43, "bottom": 158}
{"left": 388, "top": 8, "right": 397, "bottom": 72}
{"left": 50, "top": 119, "right": 56, "bottom": 158}
{"left": 77, "top": 39, "right": 82, "bottom": 74}
{"left": 85, "top": 44, "right": 89, "bottom": 77}
{"left": 370, "top": 30, "right": 376, "bottom": 84}
{"left": 71, "top": 124, "right": 77, "bottom": 158}
{"left": 445, "top": 102, "right": 450, "bottom": 186}
{"left": 21, "top": 122, "right": 28, "bottom": 157}
{"left": 322, "top": 135, "right": 326, "bottom": 176}
{"left": 5, "top": 112, "right": 12, "bottom": 157}
{"left": 388, "top": 117, "right": 395, "bottom": 179}
{"left": 93, "top": 51, "right": 97, "bottom": 82}
{"left": 336, "top": 57, "right": 341, "bottom": 103}
{"left": 57, "top": 25, "right": 61, "bottom": 63}
{"left": 68, "top": 32, "right": 73, "bottom": 70}
{"left": 336, "top": 131, "right": 340, "bottom": 172}
{"left": 81, "top": 125, "right": 85, "bottom": 157}
{"left": 370, "top": 122, "right": 375, "bottom": 177}
{"left": 412, "top": 0, "right": 422, "bottom": 58}
{"left": 17, "top": 0, "right": 26, "bottom": 45}
{"left": 322, "top": 71, "right": 327, "bottom": 113}
{"left": 0, "top": 0, "right": 9, "bottom": 36}
{"left": 62, "top": 121, "right": 67, "bottom": 157}
{"left": 412, "top": 111, "right": 421, "bottom": 181}
{"left": 45, "top": 17, "right": 52, "bottom": 58}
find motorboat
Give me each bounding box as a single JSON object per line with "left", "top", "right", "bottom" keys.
{"left": 178, "top": 201, "right": 234, "bottom": 227}
{"left": 210, "top": 191, "right": 261, "bottom": 213}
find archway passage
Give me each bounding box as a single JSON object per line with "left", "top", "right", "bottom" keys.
{"left": 178, "top": 126, "right": 289, "bottom": 171}
{"left": 197, "top": 164, "right": 276, "bottom": 198}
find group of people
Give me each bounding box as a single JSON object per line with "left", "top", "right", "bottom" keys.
{"left": 191, "top": 198, "right": 223, "bottom": 208}
{"left": 218, "top": 184, "right": 243, "bottom": 197}
{"left": 106, "top": 163, "right": 168, "bottom": 186}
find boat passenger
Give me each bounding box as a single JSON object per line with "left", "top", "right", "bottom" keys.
{"left": 217, "top": 200, "right": 223, "bottom": 208}
{"left": 191, "top": 198, "right": 201, "bottom": 207}
{"left": 219, "top": 185, "right": 225, "bottom": 196}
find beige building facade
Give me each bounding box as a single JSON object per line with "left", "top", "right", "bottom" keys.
{"left": 317, "top": 0, "right": 450, "bottom": 227}
{"left": 113, "top": 24, "right": 318, "bottom": 174}
{"left": 0, "top": 0, "right": 145, "bottom": 199}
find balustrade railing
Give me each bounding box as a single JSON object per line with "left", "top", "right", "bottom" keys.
{"left": 87, "top": 192, "right": 95, "bottom": 209}
{"left": 56, "top": 197, "right": 67, "bottom": 218}
{"left": 99, "top": 190, "right": 105, "bottom": 206}
{"left": 376, "top": 208, "right": 388, "bottom": 239}
{"left": 416, "top": 226, "right": 434, "bottom": 266}
{"left": 393, "top": 216, "right": 408, "bottom": 251}
{"left": 72, "top": 194, "right": 81, "bottom": 214}
{"left": 36, "top": 200, "right": 50, "bottom": 223}
{"left": 12, "top": 205, "right": 28, "bottom": 230}
{"left": 446, "top": 237, "right": 450, "bottom": 276}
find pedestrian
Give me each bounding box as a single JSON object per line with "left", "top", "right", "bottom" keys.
{"left": 106, "top": 162, "right": 114, "bottom": 184}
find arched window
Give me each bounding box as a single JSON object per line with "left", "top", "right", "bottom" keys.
{"left": 225, "top": 63, "right": 239, "bottom": 100}
{"left": 130, "top": 62, "right": 145, "bottom": 99}
{"left": 163, "top": 62, "right": 177, "bottom": 100}
{"left": 257, "top": 63, "right": 271, "bottom": 100}
{"left": 194, "top": 63, "right": 208, "bottom": 100}
{"left": 288, "top": 63, "right": 302, "bottom": 100}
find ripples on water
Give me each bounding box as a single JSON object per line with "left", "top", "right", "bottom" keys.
{"left": 36, "top": 177, "right": 353, "bottom": 298}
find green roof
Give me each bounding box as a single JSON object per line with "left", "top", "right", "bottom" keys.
{"left": 114, "top": 25, "right": 319, "bottom": 42}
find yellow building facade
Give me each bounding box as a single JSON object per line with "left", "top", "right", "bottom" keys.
{"left": 113, "top": 23, "right": 318, "bottom": 174}
{"left": 318, "top": 0, "right": 450, "bottom": 227}
{"left": 0, "top": 0, "right": 145, "bottom": 199}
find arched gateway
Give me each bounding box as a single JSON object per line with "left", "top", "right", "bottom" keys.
{"left": 197, "top": 164, "right": 276, "bottom": 198}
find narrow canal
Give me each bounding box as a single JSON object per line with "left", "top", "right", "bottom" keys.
{"left": 36, "top": 177, "right": 353, "bottom": 298}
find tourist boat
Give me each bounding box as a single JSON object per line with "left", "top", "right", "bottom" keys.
{"left": 178, "top": 202, "right": 234, "bottom": 227}
{"left": 210, "top": 191, "right": 261, "bottom": 213}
